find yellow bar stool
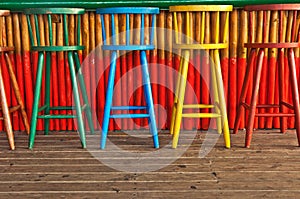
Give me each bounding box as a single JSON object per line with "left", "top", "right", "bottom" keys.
{"left": 169, "top": 5, "right": 232, "bottom": 148}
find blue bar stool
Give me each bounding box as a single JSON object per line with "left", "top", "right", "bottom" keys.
{"left": 96, "top": 7, "right": 159, "bottom": 149}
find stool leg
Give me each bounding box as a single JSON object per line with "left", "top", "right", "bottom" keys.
{"left": 44, "top": 52, "right": 51, "bottom": 135}
{"left": 170, "top": 56, "right": 184, "bottom": 135}
{"left": 140, "top": 50, "right": 159, "bottom": 148}
{"left": 233, "top": 49, "right": 257, "bottom": 134}
{"left": 245, "top": 49, "right": 264, "bottom": 148}
{"left": 29, "top": 52, "right": 45, "bottom": 149}
{"left": 0, "top": 60, "right": 15, "bottom": 150}
{"left": 278, "top": 49, "right": 286, "bottom": 133}
{"left": 68, "top": 52, "right": 86, "bottom": 148}
{"left": 172, "top": 50, "right": 190, "bottom": 148}
{"left": 210, "top": 50, "right": 222, "bottom": 135}
{"left": 101, "top": 51, "right": 117, "bottom": 149}
{"left": 213, "top": 50, "right": 230, "bottom": 148}
{"left": 74, "top": 51, "right": 95, "bottom": 134}
{"left": 5, "top": 53, "right": 30, "bottom": 135}
{"left": 287, "top": 49, "right": 300, "bottom": 145}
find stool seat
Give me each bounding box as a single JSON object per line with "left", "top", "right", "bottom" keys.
{"left": 97, "top": 7, "right": 160, "bottom": 149}
{"left": 169, "top": 5, "right": 232, "bottom": 149}
{"left": 233, "top": 3, "right": 300, "bottom": 148}
{"left": 25, "top": 7, "right": 95, "bottom": 149}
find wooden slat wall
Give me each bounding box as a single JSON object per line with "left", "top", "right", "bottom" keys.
{"left": 2, "top": 9, "right": 299, "bottom": 131}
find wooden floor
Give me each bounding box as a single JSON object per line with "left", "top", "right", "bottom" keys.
{"left": 0, "top": 129, "right": 300, "bottom": 198}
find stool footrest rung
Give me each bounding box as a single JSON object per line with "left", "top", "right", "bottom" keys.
{"left": 182, "top": 113, "right": 221, "bottom": 118}
{"left": 242, "top": 103, "right": 282, "bottom": 109}
{"left": 110, "top": 113, "right": 150, "bottom": 119}
{"left": 111, "top": 106, "right": 147, "bottom": 110}
{"left": 281, "top": 101, "right": 294, "bottom": 110}
{"left": 182, "top": 104, "right": 215, "bottom": 109}
{"left": 38, "top": 105, "right": 88, "bottom": 112}
{"left": 10, "top": 105, "right": 21, "bottom": 113}
{"left": 255, "top": 113, "right": 295, "bottom": 117}
{"left": 37, "top": 114, "right": 77, "bottom": 119}
{"left": 0, "top": 105, "right": 21, "bottom": 113}
{"left": 102, "top": 45, "right": 155, "bottom": 51}
{"left": 242, "top": 102, "right": 295, "bottom": 110}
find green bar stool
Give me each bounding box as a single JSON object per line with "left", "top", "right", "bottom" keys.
{"left": 24, "top": 8, "right": 95, "bottom": 149}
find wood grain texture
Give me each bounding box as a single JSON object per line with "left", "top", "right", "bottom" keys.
{"left": 0, "top": 130, "right": 299, "bottom": 198}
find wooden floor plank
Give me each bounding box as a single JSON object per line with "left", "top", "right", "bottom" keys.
{"left": 0, "top": 130, "right": 299, "bottom": 198}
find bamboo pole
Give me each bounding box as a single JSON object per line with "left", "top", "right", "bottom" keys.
{"left": 119, "top": 13, "right": 127, "bottom": 129}
{"left": 38, "top": 13, "right": 53, "bottom": 131}
{"left": 12, "top": 14, "right": 24, "bottom": 132}
{"left": 95, "top": 11, "right": 103, "bottom": 130}
{"left": 46, "top": 15, "right": 59, "bottom": 130}
{"left": 81, "top": 12, "right": 91, "bottom": 131}
{"left": 245, "top": 11, "right": 256, "bottom": 129}
{"left": 258, "top": 11, "right": 270, "bottom": 129}
{"left": 184, "top": 11, "right": 195, "bottom": 130}
{"left": 201, "top": 11, "right": 211, "bottom": 130}
{"left": 266, "top": 11, "right": 279, "bottom": 128}
{"left": 285, "top": 11, "right": 294, "bottom": 129}
{"left": 166, "top": 12, "right": 173, "bottom": 129}
{"left": 142, "top": 14, "right": 150, "bottom": 127}
{"left": 228, "top": 9, "right": 238, "bottom": 129}
{"left": 20, "top": 13, "right": 35, "bottom": 130}
{"left": 157, "top": 11, "right": 166, "bottom": 129}
{"left": 89, "top": 12, "right": 98, "bottom": 130}
{"left": 113, "top": 13, "right": 122, "bottom": 130}
{"left": 236, "top": 10, "right": 248, "bottom": 130}
{"left": 102, "top": 14, "right": 115, "bottom": 130}
{"left": 57, "top": 14, "right": 67, "bottom": 130}
{"left": 251, "top": 10, "right": 264, "bottom": 129}
{"left": 194, "top": 12, "right": 201, "bottom": 129}
{"left": 7, "top": 14, "right": 20, "bottom": 131}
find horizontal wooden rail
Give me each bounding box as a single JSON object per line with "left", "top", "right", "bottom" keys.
{"left": 0, "top": 0, "right": 300, "bottom": 11}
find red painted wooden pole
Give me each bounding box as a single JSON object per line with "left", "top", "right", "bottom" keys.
{"left": 20, "top": 14, "right": 35, "bottom": 130}
{"left": 194, "top": 12, "right": 201, "bottom": 129}
{"left": 184, "top": 11, "right": 194, "bottom": 130}
{"left": 228, "top": 9, "right": 237, "bottom": 129}
{"left": 157, "top": 11, "right": 166, "bottom": 129}
{"left": 266, "top": 11, "right": 279, "bottom": 128}
{"left": 236, "top": 10, "right": 248, "bottom": 130}
{"left": 95, "top": 12, "right": 104, "bottom": 130}
{"left": 201, "top": 12, "right": 211, "bottom": 130}
{"left": 150, "top": 13, "right": 158, "bottom": 131}
{"left": 166, "top": 12, "right": 173, "bottom": 129}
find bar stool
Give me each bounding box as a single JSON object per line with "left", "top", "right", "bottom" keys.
{"left": 233, "top": 4, "right": 300, "bottom": 148}
{"left": 96, "top": 7, "right": 159, "bottom": 149}
{"left": 24, "top": 8, "right": 95, "bottom": 149}
{"left": 0, "top": 10, "right": 30, "bottom": 150}
{"left": 169, "top": 5, "right": 232, "bottom": 148}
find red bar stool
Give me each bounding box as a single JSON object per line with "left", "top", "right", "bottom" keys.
{"left": 233, "top": 4, "right": 300, "bottom": 148}
{"left": 0, "top": 10, "right": 30, "bottom": 150}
